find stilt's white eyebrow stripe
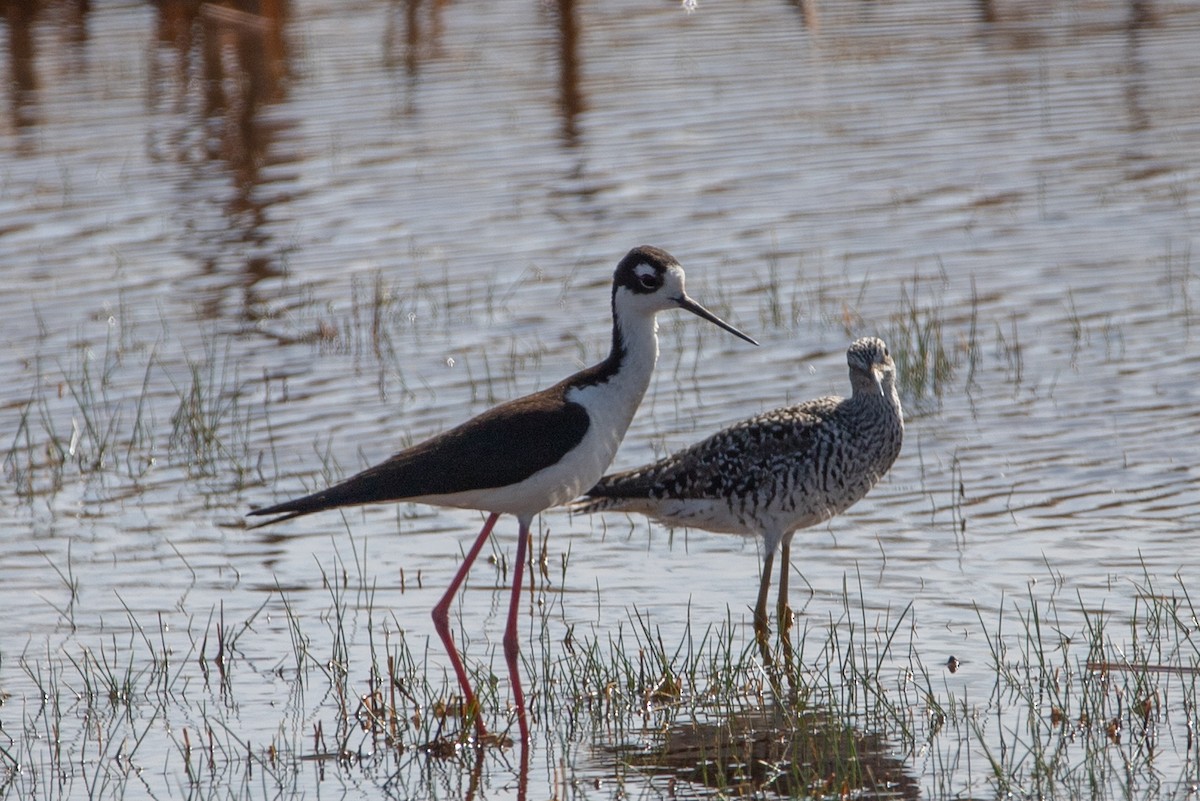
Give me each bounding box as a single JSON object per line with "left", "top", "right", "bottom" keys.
{"left": 634, "top": 262, "right": 659, "bottom": 281}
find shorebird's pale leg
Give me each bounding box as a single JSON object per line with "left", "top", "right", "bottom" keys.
{"left": 777, "top": 537, "right": 793, "bottom": 635}
{"left": 755, "top": 547, "right": 775, "bottom": 664}
{"left": 778, "top": 536, "right": 796, "bottom": 669}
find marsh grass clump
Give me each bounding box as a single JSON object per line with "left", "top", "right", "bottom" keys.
{"left": 885, "top": 280, "right": 957, "bottom": 407}
{"left": 5, "top": 324, "right": 159, "bottom": 498}
{"left": 992, "top": 311, "right": 1024, "bottom": 389}
{"left": 5, "top": 315, "right": 269, "bottom": 503}
{"left": 166, "top": 339, "right": 256, "bottom": 486}
{"left": 967, "top": 570, "right": 1200, "bottom": 799}
{"left": 536, "top": 575, "right": 929, "bottom": 799}
{"left": 744, "top": 253, "right": 873, "bottom": 334}
{"left": 278, "top": 267, "right": 524, "bottom": 400}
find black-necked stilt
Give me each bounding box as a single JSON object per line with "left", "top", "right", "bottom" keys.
{"left": 574, "top": 337, "right": 902, "bottom": 659}
{"left": 249, "top": 245, "right": 756, "bottom": 742}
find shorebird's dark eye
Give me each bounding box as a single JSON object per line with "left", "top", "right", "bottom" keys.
{"left": 638, "top": 272, "right": 658, "bottom": 289}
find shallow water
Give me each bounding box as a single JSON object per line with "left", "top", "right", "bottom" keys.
{"left": 2, "top": 0, "right": 1199, "bottom": 798}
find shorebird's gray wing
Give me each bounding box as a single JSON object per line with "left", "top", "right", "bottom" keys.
{"left": 580, "top": 398, "right": 842, "bottom": 510}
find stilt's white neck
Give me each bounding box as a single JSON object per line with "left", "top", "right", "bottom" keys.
{"left": 541, "top": 305, "right": 661, "bottom": 510}
{"left": 609, "top": 305, "right": 660, "bottom": 400}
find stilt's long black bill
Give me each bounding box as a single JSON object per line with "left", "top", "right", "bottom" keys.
{"left": 675, "top": 295, "right": 759, "bottom": 346}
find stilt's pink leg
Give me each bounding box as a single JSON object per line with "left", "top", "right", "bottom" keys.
{"left": 504, "top": 516, "right": 533, "bottom": 745}
{"left": 431, "top": 511, "right": 500, "bottom": 737}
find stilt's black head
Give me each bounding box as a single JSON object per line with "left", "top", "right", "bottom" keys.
{"left": 610, "top": 246, "right": 757, "bottom": 345}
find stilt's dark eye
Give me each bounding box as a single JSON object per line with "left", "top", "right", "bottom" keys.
{"left": 638, "top": 272, "right": 658, "bottom": 289}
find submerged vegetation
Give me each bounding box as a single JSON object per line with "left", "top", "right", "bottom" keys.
{"left": 1, "top": 541, "right": 1196, "bottom": 800}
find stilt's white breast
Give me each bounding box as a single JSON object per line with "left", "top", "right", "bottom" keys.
{"left": 413, "top": 310, "right": 660, "bottom": 518}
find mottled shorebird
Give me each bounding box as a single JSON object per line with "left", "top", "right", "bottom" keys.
{"left": 574, "top": 337, "right": 902, "bottom": 655}
{"left": 249, "top": 246, "right": 757, "bottom": 742}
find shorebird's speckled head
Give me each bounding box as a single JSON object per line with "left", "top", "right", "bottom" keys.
{"left": 847, "top": 336, "right": 895, "bottom": 397}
